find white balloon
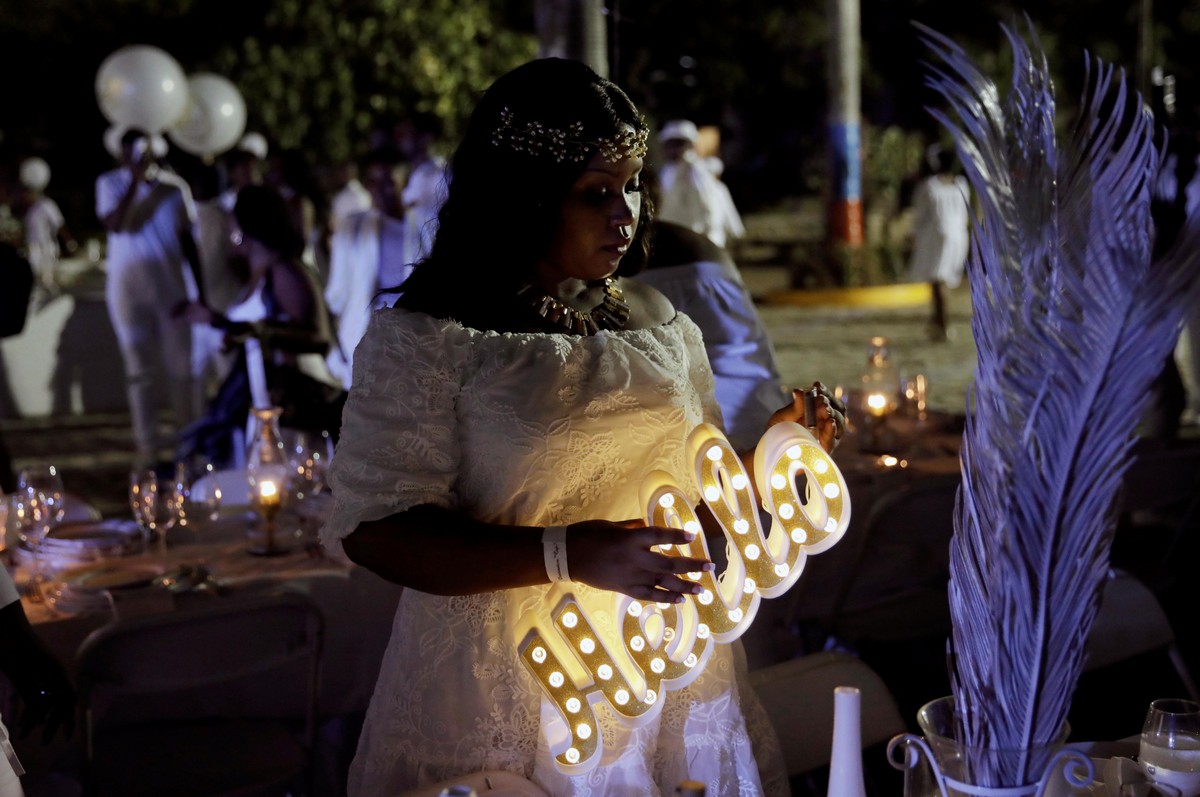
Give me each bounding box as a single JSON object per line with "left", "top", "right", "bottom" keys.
{"left": 168, "top": 73, "right": 247, "bottom": 158}
{"left": 19, "top": 158, "right": 51, "bottom": 191}
{"left": 95, "top": 45, "right": 189, "bottom": 132}
{"left": 103, "top": 125, "right": 125, "bottom": 158}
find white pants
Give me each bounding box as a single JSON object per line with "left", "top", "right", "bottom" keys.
{"left": 0, "top": 713, "right": 24, "bottom": 797}
{"left": 106, "top": 260, "right": 199, "bottom": 463}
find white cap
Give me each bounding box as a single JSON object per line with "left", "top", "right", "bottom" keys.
{"left": 18, "top": 158, "right": 51, "bottom": 191}
{"left": 149, "top": 133, "right": 169, "bottom": 159}
{"left": 659, "top": 119, "right": 699, "bottom": 144}
{"left": 239, "top": 132, "right": 269, "bottom": 160}
{"left": 103, "top": 127, "right": 168, "bottom": 159}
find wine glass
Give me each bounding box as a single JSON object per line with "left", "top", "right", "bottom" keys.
{"left": 157, "top": 463, "right": 190, "bottom": 552}
{"left": 17, "top": 464, "right": 65, "bottom": 539}
{"left": 16, "top": 465, "right": 65, "bottom": 603}
{"left": 287, "top": 430, "right": 331, "bottom": 497}
{"left": 194, "top": 463, "right": 223, "bottom": 523}
{"left": 129, "top": 468, "right": 159, "bottom": 543}
{"left": 1140, "top": 698, "right": 1200, "bottom": 797}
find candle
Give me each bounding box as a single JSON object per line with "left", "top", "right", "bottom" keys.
{"left": 258, "top": 479, "right": 280, "bottom": 510}
{"left": 865, "top": 391, "right": 890, "bottom": 417}
{"left": 244, "top": 338, "right": 271, "bottom": 410}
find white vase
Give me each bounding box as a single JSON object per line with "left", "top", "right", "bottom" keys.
{"left": 828, "top": 686, "right": 868, "bottom": 797}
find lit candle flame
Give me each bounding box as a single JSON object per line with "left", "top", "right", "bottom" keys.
{"left": 866, "top": 392, "right": 889, "bottom": 415}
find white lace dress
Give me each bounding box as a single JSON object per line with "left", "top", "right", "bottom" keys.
{"left": 321, "top": 307, "right": 787, "bottom": 797}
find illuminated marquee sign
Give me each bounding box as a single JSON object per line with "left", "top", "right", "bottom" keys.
{"left": 518, "top": 421, "right": 851, "bottom": 773}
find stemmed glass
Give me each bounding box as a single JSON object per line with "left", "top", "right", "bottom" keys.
{"left": 287, "top": 430, "right": 331, "bottom": 497}
{"left": 195, "top": 463, "right": 223, "bottom": 523}
{"left": 129, "top": 468, "right": 159, "bottom": 545}
{"left": 16, "top": 464, "right": 66, "bottom": 602}
{"left": 17, "top": 464, "right": 66, "bottom": 537}
{"left": 1140, "top": 698, "right": 1200, "bottom": 797}
{"left": 159, "top": 463, "right": 191, "bottom": 540}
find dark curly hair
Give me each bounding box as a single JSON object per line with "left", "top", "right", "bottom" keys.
{"left": 398, "top": 58, "right": 652, "bottom": 332}
{"left": 233, "top": 185, "right": 305, "bottom": 260}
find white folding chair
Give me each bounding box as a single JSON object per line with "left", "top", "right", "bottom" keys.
{"left": 1085, "top": 568, "right": 1199, "bottom": 702}
{"left": 76, "top": 590, "right": 323, "bottom": 797}
{"left": 747, "top": 650, "right": 907, "bottom": 778}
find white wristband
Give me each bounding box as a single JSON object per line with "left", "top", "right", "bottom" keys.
{"left": 542, "top": 525, "right": 570, "bottom": 583}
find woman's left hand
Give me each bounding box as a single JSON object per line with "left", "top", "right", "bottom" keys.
{"left": 174, "top": 300, "right": 216, "bottom": 326}
{"left": 766, "top": 382, "right": 847, "bottom": 453}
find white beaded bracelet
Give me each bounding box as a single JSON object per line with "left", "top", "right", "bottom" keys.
{"left": 542, "top": 525, "right": 570, "bottom": 583}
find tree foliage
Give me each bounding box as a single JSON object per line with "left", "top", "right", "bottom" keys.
{"left": 2, "top": 0, "right": 1199, "bottom": 224}
{"left": 209, "top": 0, "right": 536, "bottom": 162}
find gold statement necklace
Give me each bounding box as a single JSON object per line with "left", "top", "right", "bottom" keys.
{"left": 517, "top": 277, "right": 631, "bottom": 335}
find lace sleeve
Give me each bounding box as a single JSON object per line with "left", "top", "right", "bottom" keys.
{"left": 319, "top": 310, "right": 468, "bottom": 555}
{"left": 680, "top": 314, "right": 725, "bottom": 431}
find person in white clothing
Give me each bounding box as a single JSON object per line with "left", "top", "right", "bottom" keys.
{"left": 328, "top": 160, "right": 373, "bottom": 234}
{"left": 636, "top": 220, "right": 788, "bottom": 453}
{"left": 96, "top": 128, "right": 207, "bottom": 465}
{"left": 193, "top": 148, "right": 262, "bottom": 400}
{"left": 321, "top": 58, "right": 847, "bottom": 797}
{"left": 655, "top": 119, "right": 744, "bottom": 249}
{"left": 323, "top": 152, "right": 409, "bottom": 388}
{"left": 906, "top": 146, "right": 971, "bottom": 340}
{"left": 395, "top": 111, "right": 448, "bottom": 266}
{"left": 17, "top": 158, "right": 73, "bottom": 292}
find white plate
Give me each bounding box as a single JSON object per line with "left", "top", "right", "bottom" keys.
{"left": 58, "top": 560, "right": 168, "bottom": 592}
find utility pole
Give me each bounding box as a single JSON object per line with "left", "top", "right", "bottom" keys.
{"left": 823, "top": 0, "right": 864, "bottom": 284}
{"left": 536, "top": 0, "right": 609, "bottom": 78}
{"left": 1136, "top": 0, "right": 1153, "bottom": 100}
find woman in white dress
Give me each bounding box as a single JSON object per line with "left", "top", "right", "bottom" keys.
{"left": 907, "top": 146, "right": 971, "bottom": 340}
{"left": 321, "top": 58, "right": 844, "bottom": 797}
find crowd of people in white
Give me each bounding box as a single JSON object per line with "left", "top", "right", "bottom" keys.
{"left": 5, "top": 112, "right": 764, "bottom": 472}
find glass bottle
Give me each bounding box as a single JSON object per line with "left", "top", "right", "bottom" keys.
{"left": 246, "top": 407, "right": 289, "bottom": 555}
{"left": 860, "top": 336, "right": 900, "bottom": 420}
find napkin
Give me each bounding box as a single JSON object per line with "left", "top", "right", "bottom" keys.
{"left": 1098, "top": 756, "right": 1183, "bottom": 797}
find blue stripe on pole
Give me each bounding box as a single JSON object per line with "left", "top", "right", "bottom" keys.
{"left": 829, "top": 122, "right": 861, "bottom": 202}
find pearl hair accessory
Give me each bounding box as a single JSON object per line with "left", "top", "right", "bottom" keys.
{"left": 491, "top": 108, "right": 649, "bottom": 164}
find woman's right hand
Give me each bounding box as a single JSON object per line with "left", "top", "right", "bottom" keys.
{"left": 565, "top": 519, "right": 713, "bottom": 603}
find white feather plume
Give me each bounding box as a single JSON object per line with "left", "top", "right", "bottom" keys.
{"left": 916, "top": 19, "right": 1200, "bottom": 787}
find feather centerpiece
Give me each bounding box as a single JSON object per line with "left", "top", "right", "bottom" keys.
{"left": 916, "top": 19, "right": 1200, "bottom": 788}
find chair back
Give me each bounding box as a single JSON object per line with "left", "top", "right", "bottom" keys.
{"left": 824, "top": 473, "right": 960, "bottom": 641}
{"left": 1112, "top": 441, "right": 1200, "bottom": 590}
{"left": 76, "top": 590, "right": 323, "bottom": 765}
{"left": 747, "top": 651, "right": 906, "bottom": 777}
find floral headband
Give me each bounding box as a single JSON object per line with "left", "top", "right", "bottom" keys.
{"left": 490, "top": 107, "right": 649, "bottom": 163}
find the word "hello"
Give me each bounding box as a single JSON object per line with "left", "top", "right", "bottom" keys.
{"left": 518, "top": 421, "right": 851, "bottom": 774}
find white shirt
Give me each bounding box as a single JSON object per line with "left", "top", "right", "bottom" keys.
{"left": 24, "top": 196, "right": 64, "bottom": 274}
{"left": 324, "top": 210, "right": 409, "bottom": 388}
{"left": 400, "top": 156, "right": 447, "bottom": 265}
{"left": 657, "top": 152, "right": 743, "bottom": 248}
{"left": 95, "top": 166, "right": 199, "bottom": 299}
{"left": 331, "top": 179, "right": 373, "bottom": 232}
